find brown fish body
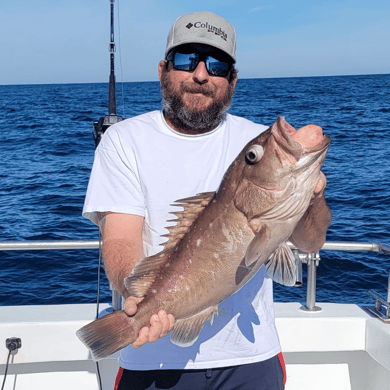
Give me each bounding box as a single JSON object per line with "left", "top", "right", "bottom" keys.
{"left": 77, "top": 117, "right": 331, "bottom": 360}
{"left": 133, "top": 201, "right": 253, "bottom": 320}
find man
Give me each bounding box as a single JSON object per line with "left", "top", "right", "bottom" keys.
{"left": 83, "top": 11, "right": 331, "bottom": 390}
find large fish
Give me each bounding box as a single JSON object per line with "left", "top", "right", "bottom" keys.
{"left": 77, "top": 117, "right": 331, "bottom": 361}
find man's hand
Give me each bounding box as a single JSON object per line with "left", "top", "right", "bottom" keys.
{"left": 289, "top": 170, "right": 331, "bottom": 253}
{"left": 314, "top": 171, "right": 326, "bottom": 195}
{"left": 123, "top": 296, "right": 175, "bottom": 348}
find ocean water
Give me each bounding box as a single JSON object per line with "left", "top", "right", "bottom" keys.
{"left": 0, "top": 74, "right": 389, "bottom": 307}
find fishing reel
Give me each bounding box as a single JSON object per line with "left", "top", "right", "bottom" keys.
{"left": 93, "top": 114, "right": 123, "bottom": 148}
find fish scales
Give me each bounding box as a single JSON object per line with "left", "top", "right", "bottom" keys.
{"left": 133, "top": 202, "right": 252, "bottom": 321}
{"left": 77, "top": 117, "right": 331, "bottom": 361}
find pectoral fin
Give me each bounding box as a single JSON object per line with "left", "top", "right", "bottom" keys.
{"left": 244, "top": 226, "right": 269, "bottom": 266}
{"left": 264, "top": 242, "right": 296, "bottom": 286}
{"left": 170, "top": 305, "right": 218, "bottom": 347}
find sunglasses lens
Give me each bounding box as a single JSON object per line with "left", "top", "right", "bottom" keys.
{"left": 171, "top": 51, "right": 231, "bottom": 77}
{"left": 206, "top": 56, "right": 231, "bottom": 77}
{"left": 173, "top": 52, "right": 199, "bottom": 71}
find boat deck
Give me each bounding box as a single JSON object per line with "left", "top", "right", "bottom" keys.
{"left": 1, "top": 302, "right": 389, "bottom": 389}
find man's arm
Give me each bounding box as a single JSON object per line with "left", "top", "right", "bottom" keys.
{"left": 289, "top": 172, "right": 332, "bottom": 253}
{"left": 99, "top": 212, "right": 175, "bottom": 348}
{"left": 99, "top": 212, "right": 144, "bottom": 298}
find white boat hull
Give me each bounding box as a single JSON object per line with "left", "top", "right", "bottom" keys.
{"left": 1, "top": 302, "right": 389, "bottom": 389}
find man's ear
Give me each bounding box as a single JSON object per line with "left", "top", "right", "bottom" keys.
{"left": 229, "top": 69, "right": 238, "bottom": 86}
{"left": 158, "top": 60, "right": 166, "bottom": 83}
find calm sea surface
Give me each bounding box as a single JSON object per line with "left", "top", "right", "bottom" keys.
{"left": 0, "top": 74, "right": 389, "bottom": 307}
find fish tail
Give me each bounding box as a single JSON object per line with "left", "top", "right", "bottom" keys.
{"left": 76, "top": 310, "right": 137, "bottom": 361}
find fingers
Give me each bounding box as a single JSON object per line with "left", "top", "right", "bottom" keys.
{"left": 168, "top": 314, "right": 175, "bottom": 332}
{"left": 148, "top": 313, "right": 165, "bottom": 343}
{"left": 124, "top": 296, "right": 176, "bottom": 348}
{"left": 123, "top": 296, "right": 144, "bottom": 316}
{"left": 314, "top": 172, "right": 327, "bottom": 194}
{"left": 157, "top": 310, "right": 175, "bottom": 338}
{"left": 131, "top": 310, "right": 175, "bottom": 349}
{"left": 131, "top": 327, "right": 150, "bottom": 349}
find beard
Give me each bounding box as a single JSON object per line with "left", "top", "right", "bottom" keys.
{"left": 160, "top": 69, "right": 235, "bottom": 134}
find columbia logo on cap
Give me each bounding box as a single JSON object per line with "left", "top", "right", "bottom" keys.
{"left": 186, "top": 23, "right": 193, "bottom": 29}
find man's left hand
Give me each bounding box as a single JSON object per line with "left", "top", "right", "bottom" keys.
{"left": 314, "top": 171, "right": 326, "bottom": 194}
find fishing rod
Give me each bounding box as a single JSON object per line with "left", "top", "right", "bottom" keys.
{"left": 92, "top": 2, "right": 124, "bottom": 388}
{"left": 93, "top": 0, "right": 123, "bottom": 147}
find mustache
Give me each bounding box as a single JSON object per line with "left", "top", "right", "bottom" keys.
{"left": 180, "top": 82, "right": 216, "bottom": 97}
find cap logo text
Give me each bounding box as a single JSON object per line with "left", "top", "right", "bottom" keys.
{"left": 191, "top": 21, "right": 227, "bottom": 41}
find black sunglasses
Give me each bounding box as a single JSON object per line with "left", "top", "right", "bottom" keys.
{"left": 166, "top": 50, "right": 233, "bottom": 78}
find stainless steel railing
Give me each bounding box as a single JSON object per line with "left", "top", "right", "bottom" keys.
{"left": 1, "top": 240, "right": 389, "bottom": 319}
{"left": 1, "top": 240, "right": 388, "bottom": 253}
{"left": 315, "top": 241, "right": 390, "bottom": 255}
{"left": 0, "top": 240, "right": 100, "bottom": 250}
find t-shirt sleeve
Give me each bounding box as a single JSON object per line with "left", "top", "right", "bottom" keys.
{"left": 82, "top": 129, "right": 145, "bottom": 226}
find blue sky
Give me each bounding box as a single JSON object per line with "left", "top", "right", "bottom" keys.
{"left": 1, "top": 0, "right": 389, "bottom": 85}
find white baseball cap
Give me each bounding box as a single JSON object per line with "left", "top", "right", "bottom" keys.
{"left": 165, "top": 11, "right": 236, "bottom": 63}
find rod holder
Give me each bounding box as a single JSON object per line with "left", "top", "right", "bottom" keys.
{"left": 300, "top": 252, "right": 322, "bottom": 312}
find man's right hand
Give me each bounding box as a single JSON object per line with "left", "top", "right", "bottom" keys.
{"left": 123, "top": 296, "right": 175, "bottom": 348}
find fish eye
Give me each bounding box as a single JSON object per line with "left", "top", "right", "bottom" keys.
{"left": 245, "top": 145, "right": 264, "bottom": 164}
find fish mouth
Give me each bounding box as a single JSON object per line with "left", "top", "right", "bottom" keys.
{"left": 271, "top": 117, "right": 331, "bottom": 168}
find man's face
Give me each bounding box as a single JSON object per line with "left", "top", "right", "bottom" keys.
{"left": 158, "top": 44, "right": 237, "bottom": 134}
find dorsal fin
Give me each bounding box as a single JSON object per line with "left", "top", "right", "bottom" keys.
{"left": 124, "top": 192, "right": 215, "bottom": 297}
{"left": 163, "top": 192, "right": 215, "bottom": 250}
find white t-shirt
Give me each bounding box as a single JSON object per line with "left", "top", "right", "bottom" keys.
{"left": 83, "top": 110, "right": 281, "bottom": 370}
